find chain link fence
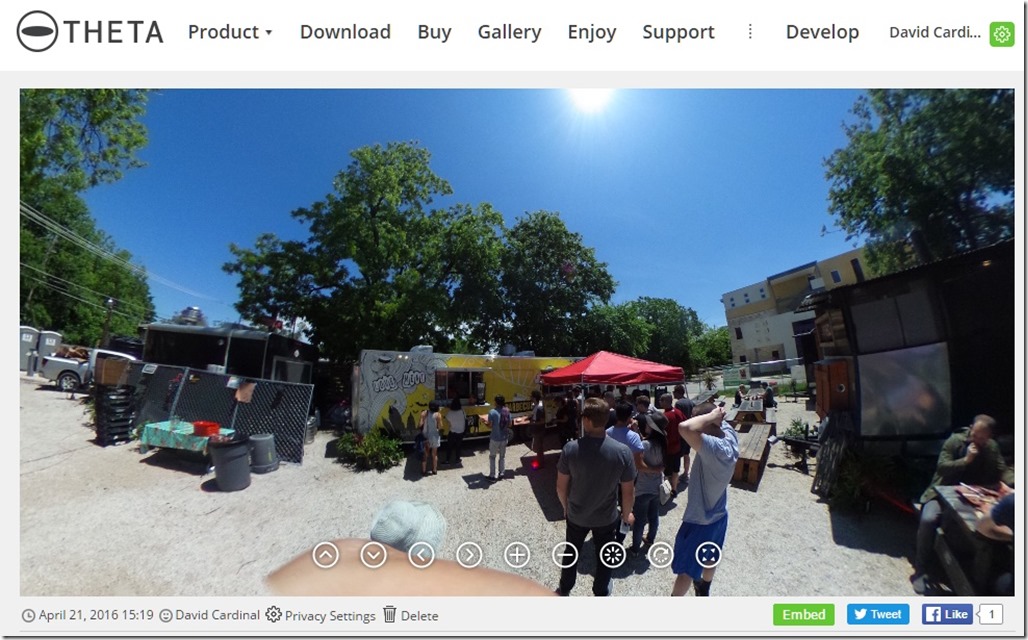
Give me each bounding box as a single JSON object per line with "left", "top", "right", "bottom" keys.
{"left": 119, "top": 362, "right": 314, "bottom": 463}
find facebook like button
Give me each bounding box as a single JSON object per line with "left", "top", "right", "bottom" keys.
{"left": 923, "top": 604, "right": 974, "bottom": 625}
{"left": 847, "top": 604, "right": 909, "bottom": 625}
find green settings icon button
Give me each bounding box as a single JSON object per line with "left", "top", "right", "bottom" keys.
{"left": 989, "top": 22, "right": 1014, "bottom": 47}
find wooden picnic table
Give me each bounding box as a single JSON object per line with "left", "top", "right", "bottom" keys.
{"left": 933, "top": 485, "right": 1013, "bottom": 595}
{"left": 727, "top": 398, "right": 777, "bottom": 428}
{"left": 733, "top": 423, "right": 773, "bottom": 486}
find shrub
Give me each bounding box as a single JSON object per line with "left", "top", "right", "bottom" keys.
{"left": 784, "top": 418, "right": 808, "bottom": 439}
{"left": 337, "top": 427, "right": 403, "bottom": 471}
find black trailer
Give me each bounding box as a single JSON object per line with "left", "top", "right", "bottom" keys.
{"left": 141, "top": 323, "right": 318, "bottom": 384}
{"left": 798, "top": 239, "right": 1013, "bottom": 444}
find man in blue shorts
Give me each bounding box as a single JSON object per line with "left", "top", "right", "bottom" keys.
{"left": 671, "top": 402, "right": 738, "bottom": 596}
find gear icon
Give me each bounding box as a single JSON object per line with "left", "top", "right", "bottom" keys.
{"left": 266, "top": 606, "right": 282, "bottom": 623}
{"left": 993, "top": 25, "right": 1012, "bottom": 44}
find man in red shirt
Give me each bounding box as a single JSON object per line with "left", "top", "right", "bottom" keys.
{"left": 660, "top": 393, "right": 687, "bottom": 496}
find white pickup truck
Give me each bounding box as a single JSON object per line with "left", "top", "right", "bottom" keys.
{"left": 39, "top": 348, "right": 137, "bottom": 391}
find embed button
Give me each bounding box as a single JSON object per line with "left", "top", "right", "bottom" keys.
{"left": 773, "top": 604, "right": 835, "bottom": 626}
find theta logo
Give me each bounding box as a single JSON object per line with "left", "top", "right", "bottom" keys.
{"left": 15, "top": 12, "right": 163, "bottom": 50}
{"left": 17, "top": 10, "right": 59, "bottom": 52}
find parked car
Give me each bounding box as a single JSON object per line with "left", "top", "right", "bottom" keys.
{"left": 39, "top": 348, "right": 137, "bottom": 392}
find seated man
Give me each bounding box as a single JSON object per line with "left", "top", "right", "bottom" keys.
{"left": 976, "top": 490, "right": 1014, "bottom": 596}
{"left": 760, "top": 381, "right": 777, "bottom": 408}
{"left": 912, "top": 414, "right": 1012, "bottom": 594}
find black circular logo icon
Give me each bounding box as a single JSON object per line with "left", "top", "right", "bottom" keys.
{"left": 17, "top": 11, "right": 58, "bottom": 52}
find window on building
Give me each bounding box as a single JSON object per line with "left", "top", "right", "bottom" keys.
{"left": 734, "top": 327, "right": 742, "bottom": 340}
{"left": 739, "top": 355, "right": 747, "bottom": 363}
{"left": 831, "top": 270, "right": 842, "bottom": 284}
{"left": 772, "top": 350, "right": 780, "bottom": 360}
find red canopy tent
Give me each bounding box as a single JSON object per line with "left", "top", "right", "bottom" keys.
{"left": 538, "top": 351, "right": 684, "bottom": 386}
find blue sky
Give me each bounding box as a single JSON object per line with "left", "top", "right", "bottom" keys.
{"left": 81, "top": 88, "right": 864, "bottom": 331}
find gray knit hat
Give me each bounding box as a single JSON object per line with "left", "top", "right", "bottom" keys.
{"left": 369, "top": 500, "right": 447, "bottom": 552}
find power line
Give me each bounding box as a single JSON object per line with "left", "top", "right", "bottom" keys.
{"left": 20, "top": 262, "right": 151, "bottom": 316}
{"left": 20, "top": 201, "right": 230, "bottom": 303}
{"left": 20, "top": 273, "right": 139, "bottom": 320}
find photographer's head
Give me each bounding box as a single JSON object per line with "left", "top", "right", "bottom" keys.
{"left": 369, "top": 500, "right": 447, "bottom": 553}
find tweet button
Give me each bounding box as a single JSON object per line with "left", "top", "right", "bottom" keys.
{"left": 847, "top": 604, "right": 909, "bottom": 625}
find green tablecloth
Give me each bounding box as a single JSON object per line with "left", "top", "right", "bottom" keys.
{"left": 139, "top": 421, "right": 235, "bottom": 454}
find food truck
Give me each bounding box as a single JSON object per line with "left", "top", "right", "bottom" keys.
{"left": 352, "top": 348, "right": 580, "bottom": 442}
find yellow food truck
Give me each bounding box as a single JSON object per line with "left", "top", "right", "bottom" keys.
{"left": 352, "top": 348, "right": 579, "bottom": 443}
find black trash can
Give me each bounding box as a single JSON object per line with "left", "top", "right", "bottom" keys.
{"left": 209, "top": 436, "right": 251, "bottom": 491}
{"left": 249, "top": 433, "right": 279, "bottom": 474}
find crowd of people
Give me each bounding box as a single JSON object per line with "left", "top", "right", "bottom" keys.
{"left": 554, "top": 387, "right": 740, "bottom": 597}
{"left": 397, "top": 381, "right": 1015, "bottom": 598}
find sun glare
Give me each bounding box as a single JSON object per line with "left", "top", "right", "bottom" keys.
{"left": 567, "top": 88, "right": 614, "bottom": 113}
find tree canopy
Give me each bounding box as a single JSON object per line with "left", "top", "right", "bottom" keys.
{"left": 499, "top": 210, "right": 616, "bottom": 356}
{"left": 825, "top": 89, "right": 1014, "bottom": 275}
{"left": 20, "top": 90, "right": 155, "bottom": 344}
{"left": 225, "top": 142, "right": 509, "bottom": 362}
{"left": 225, "top": 140, "right": 728, "bottom": 369}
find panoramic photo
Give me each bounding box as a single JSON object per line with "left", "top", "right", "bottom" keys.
{"left": 19, "top": 88, "right": 1014, "bottom": 598}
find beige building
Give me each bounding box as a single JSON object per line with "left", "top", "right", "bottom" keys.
{"left": 721, "top": 248, "right": 866, "bottom": 370}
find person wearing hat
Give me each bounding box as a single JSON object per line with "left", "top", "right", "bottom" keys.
{"left": 369, "top": 500, "right": 447, "bottom": 553}
{"left": 629, "top": 411, "right": 668, "bottom": 555}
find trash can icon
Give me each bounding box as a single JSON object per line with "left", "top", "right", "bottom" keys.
{"left": 383, "top": 606, "right": 396, "bottom": 623}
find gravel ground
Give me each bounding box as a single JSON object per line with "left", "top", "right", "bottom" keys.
{"left": 20, "top": 374, "right": 918, "bottom": 597}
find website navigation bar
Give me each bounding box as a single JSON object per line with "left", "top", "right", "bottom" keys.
{"left": 4, "top": 2, "right": 1021, "bottom": 72}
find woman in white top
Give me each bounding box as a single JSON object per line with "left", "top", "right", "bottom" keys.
{"left": 444, "top": 397, "right": 466, "bottom": 465}
{"left": 420, "top": 400, "right": 442, "bottom": 476}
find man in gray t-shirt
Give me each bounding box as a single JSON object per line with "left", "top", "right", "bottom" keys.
{"left": 556, "top": 397, "right": 637, "bottom": 597}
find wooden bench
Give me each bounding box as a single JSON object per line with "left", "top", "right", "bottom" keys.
{"left": 733, "top": 423, "right": 772, "bottom": 485}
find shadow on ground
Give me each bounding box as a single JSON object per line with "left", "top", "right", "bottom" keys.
{"left": 829, "top": 506, "right": 918, "bottom": 560}
{"left": 138, "top": 448, "right": 210, "bottom": 476}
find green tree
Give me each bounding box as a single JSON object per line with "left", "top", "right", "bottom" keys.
{"left": 21, "top": 89, "right": 150, "bottom": 200}
{"left": 691, "top": 325, "right": 732, "bottom": 370}
{"left": 628, "top": 297, "right": 703, "bottom": 370}
{"left": 225, "top": 142, "right": 506, "bottom": 363}
{"left": 20, "top": 89, "right": 154, "bottom": 342}
{"left": 573, "top": 303, "right": 651, "bottom": 356}
{"left": 499, "top": 211, "right": 616, "bottom": 355}
{"left": 825, "top": 89, "right": 1014, "bottom": 275}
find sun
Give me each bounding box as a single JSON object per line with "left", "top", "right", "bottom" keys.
{"left": 567, "top": 89, "right": 615, "bottom": 113}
